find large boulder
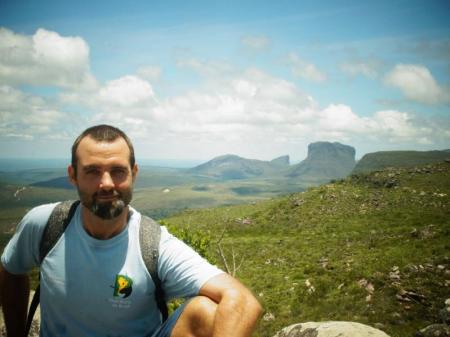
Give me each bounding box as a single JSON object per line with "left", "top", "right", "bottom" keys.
{"left": 273, "top": 321, "right": 390, "bottom": 337}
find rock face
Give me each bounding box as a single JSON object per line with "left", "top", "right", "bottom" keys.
{"left": 273, "top": 322, "right": 390, "bottom": 337}
{"left": 288, "top": 142, "right": 356, "bottom": 181}
{"left": 270, "top": 155, "right": 290, "bottom": 166}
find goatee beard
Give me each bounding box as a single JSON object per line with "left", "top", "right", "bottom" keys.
{"left": 80, "top": 189, "right": 132, "bottom": 220}
{"left": 91, "top": 198, "right": 126, "bottom": 220}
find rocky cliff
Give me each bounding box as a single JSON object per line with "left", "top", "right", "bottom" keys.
{"left": 288, "top": 142, "right": 356, "bottom": 181}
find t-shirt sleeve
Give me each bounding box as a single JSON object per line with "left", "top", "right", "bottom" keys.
{"left": 157, "top": 226, "right": 224, "bottom": 300}
{"left": 1, "top": 203, "right": 57, "bottom": 275}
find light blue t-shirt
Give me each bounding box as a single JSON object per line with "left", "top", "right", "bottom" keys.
{"left": 1, "top": 202, "right": 223, "bottom": 337}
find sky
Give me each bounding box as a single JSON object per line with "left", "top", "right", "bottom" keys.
{"left": 0, "top": 0, "right": 449, "bottom": 164}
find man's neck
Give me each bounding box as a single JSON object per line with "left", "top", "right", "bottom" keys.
{"left": 81, "top": 205, "right": 129, "bottom": 240}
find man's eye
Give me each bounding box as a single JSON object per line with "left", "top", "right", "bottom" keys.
{"left": 86, "top": 169, "right": 100, "bottom": 175}
{"left": 112, "top": 168, "right": 127, "bottom": 176}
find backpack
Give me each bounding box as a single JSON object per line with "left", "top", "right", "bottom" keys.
{"left": 25, "top": 200, "right": 168, "bottom": 336}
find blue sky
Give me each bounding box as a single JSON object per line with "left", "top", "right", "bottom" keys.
{"left": 0, "top": 0, "right": 449, "bottom": 163}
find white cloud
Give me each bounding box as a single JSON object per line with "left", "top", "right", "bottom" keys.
{"left": 317, "top": 104, "right": 372, "bottom": 134}
{"left": 340, "top": 59, "right": 382, "bottom": 79}
{"left": 55, "top": 66, "right": 448, "bottom": 160}
{"left": 176, "top": 58, "right": 235, "bottom": 78}
{"left": 371, "top": 110, "right": 422, "bottom": 143}
{"left": 240, "top": 35, "right": 271, "bottom": 51}
{"left": 0, "top": 85, "right": 80, "bottom": 140}
{"left": 137, "top": 65, "right": 162, "bottom": 82}
{"left": 0, "top": 28, "right": 96, "bottom": 89}
{"left": 98, "top": 76, "right": 156, "bottom": 106}
{"left": 287, "top": 53, "right": 327, "bottom": 83}
{"left": 384, "top": 64, "right": 450, "bottom": 105}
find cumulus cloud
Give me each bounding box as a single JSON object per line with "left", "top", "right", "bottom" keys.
{"left": 0, "top": 27, "right": 96, "bottom": 89}
{"left": 53, "top": 66, "right": 447, "bottom": 160}
{"left": 98, "top": 76, "right": 156, "bottom": 106}
{"left": 384, "top": 64, "right": 450, "bottom": 105}
{"left": 340, "top": 59, "right": 382, "bottom": 79}
{"left": 47, "top": 60, "right": 429, "bottom": 157}
{"left": 287, "top": 53, "right": 327, "bottom": 83}
{"left": 240, "top": 35, "right": 271, "bottom": 51}
{"left": 0, "top": 85, "right": 81, "bottom": 140}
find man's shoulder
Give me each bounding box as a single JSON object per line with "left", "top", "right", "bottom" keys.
{"left": 22, "top": 202, "right": 65, "bottom": 227}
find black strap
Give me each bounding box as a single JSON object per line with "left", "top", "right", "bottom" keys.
{"left": 26, "top": 200, "right": 79, "bottom": 337}
{"left": 139, "top": 216, "right": 168, "bottom": 322}
{"left": 25, "top": 284, "right": 40, "bottom": 337}
{"left": 39, "top": 200, "right": 80, "bottom": 263}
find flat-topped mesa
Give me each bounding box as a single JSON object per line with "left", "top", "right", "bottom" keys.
{"left": 287, "top": 141, "right": 356, "bottom": 181}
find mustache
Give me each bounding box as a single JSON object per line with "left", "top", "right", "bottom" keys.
{"left": 94, "top": 190, "right": 121, "bottom": 199}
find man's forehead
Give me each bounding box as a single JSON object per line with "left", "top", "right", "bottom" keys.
{"left": 76, "top": 136, "right": 131, "bottom": 162}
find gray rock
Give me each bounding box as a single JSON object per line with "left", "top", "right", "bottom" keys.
{"left": 441, "top": 299, "right": 450, "bottom": 324}
{"left": 273, "top": 321, "right": 390, "bottom": 337}
{"left": 287, "top": 142, "right": 356, "bottom": 180}
{"left": 415, "top": 324, "right": 450, "bottom": 337}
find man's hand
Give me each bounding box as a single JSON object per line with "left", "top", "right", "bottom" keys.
{"left": 0, "top": 265, "right": 30, "bottom": 337}
{"left": 199, "top": 273, "right": 263, "bottom": 337}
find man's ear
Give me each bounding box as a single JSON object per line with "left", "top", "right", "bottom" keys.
{"left": 68, "top": 165, "right": 77, "bottom": 185}
{"left": 132, "top": 164, "right": 138, "bottom": 182}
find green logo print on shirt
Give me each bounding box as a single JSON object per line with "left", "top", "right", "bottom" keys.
{"left": 113, "top": 275, "right": 133, "bottom": 298}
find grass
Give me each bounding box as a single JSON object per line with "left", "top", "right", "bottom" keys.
{"left": 164, "top": 162, "right": 450, "bottom": 336}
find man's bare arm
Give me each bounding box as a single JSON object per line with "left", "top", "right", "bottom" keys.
{"left": 199, "top": 273, "right": 263, "bottom": 337}
{"left": 0, "top": 264, "right": 30, "bottom": 337}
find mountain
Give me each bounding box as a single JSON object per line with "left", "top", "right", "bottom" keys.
{"left": 287, "top": 141, "right": 356, "bottom": 181}
{"left": 188, "top": 154, "right": 287, "bottom": 179}
{"left": 270, "top": 155, "right": 290, "bottom": 166}
{"left": 31, "top": 176, "right": 74, "bottom": 189}
{"left": 353, "top": 150, "right": 450, "bottom": 174}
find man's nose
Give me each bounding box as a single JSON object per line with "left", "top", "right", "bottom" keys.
{"left": 99, "top": 171, "right": 114, "bottom": 190}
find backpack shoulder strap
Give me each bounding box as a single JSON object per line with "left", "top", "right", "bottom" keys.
{"left": 26, "top": 200, "right": 80, "bottom": 336}
{"left": 39, "top": 200, "right": 80, "bottom": 262}
{"left": 139, "top": 215, "right": 168, "bottom": 322}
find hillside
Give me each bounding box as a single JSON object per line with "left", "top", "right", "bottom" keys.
{"left": 164, "top": 161, "right": 450, "bottom": 337}
{"left": 288, "top": 141, "right": 356, "bottom": 181}
{"left": 188, "top": 154, "right": 289, "bottom": 179}
{"left": 353, "top": 150, "right": 450, "bottom": 174}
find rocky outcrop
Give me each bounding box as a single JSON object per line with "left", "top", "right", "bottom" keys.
{"left": 270, "top": 155, "right": 290, "bottom": 166}
{"left": 288, "top": 142, "right": 356, "bottom": 181}
{"left": 415, "top": 298, "right": 450, "bottom": 337}
{"left": 273, "top": 321, "right": 390, "bottom": 337}
{"left": 415, "top": 324, "right": 450, "bottom": 337}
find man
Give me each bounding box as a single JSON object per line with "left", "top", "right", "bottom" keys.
{"left": 0, "top": 125, "right": 262, "bottom": 337}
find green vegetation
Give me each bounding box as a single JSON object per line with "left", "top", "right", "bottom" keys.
{"left": 163, "top": 162, "right": 450, "bottom": 336}
{"left": 353, "top": 150, "right": 450, "bottom": 174}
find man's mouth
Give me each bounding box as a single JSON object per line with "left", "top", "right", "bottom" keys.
{"left": 96, "top": 192, "right": 119, "bottom": 202}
